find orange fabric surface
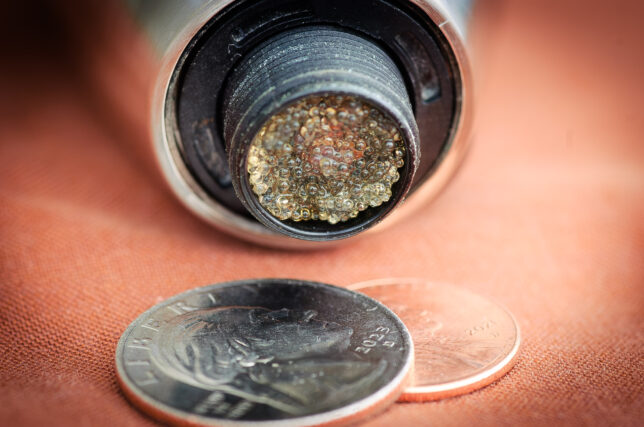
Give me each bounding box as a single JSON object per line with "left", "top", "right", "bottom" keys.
{"left": 1, "top": 1, "right": 643, "bottom": 426}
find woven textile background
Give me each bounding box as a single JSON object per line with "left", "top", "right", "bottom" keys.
{"left": 1, "top": 0, "right": 642, "bottom": 426}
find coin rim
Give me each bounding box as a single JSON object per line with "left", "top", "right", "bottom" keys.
{"left": 115, "top": 278, "right": 414, "bottom": 426}
{"left": 349, "top": 277, "right": 521, "bottom": 402}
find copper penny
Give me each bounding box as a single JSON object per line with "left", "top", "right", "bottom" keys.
{"left": 349, "top": 278, "right": 520, "bottom": 402}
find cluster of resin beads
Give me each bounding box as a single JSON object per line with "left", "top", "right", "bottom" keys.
{"left": 246, "top": 95, "right": 406, "bottom": 224}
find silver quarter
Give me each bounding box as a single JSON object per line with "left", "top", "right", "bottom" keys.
{"left": 116, "top": 279, "right": 413, "bottom": 426}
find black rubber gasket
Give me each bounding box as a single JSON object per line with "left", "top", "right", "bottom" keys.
{"left": 170, "top": 0, "right": 459, "bottom": 219}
